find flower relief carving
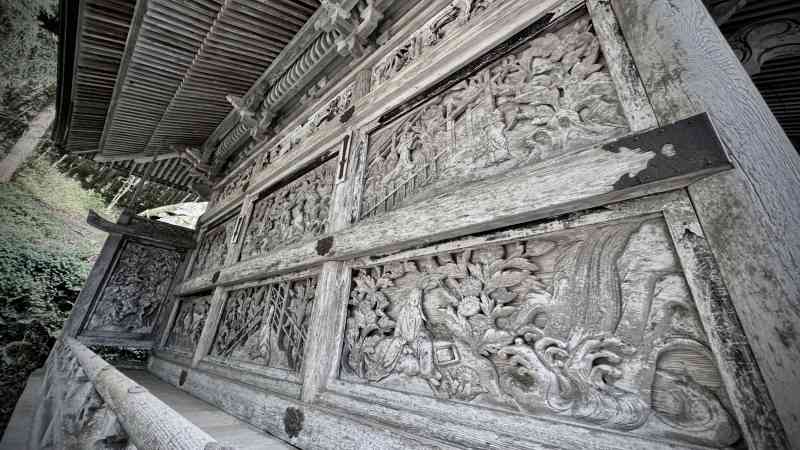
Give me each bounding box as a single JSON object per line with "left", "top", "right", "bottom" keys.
{"left": 342, "top": 218, "right": 741, "bottom": 447}
{"left": 372, "top": 0, "right": 501, "bottom": 88}
{"left": 362, "top": 15, "right": 628, "bottom": 218}
{"left": 191, "top": 217, "right": 236, "bottom": 277}
{"left": 241, "top": 158, "right": 337, "bottom": 258}
{"left": 210, "top": 277, "right": 316, "bottom": 371}
{"left": 165, "top": 295, "right": 211, "bottom": 354}
{"left": 84, "top": 241, "right": 182, "bottom": 334}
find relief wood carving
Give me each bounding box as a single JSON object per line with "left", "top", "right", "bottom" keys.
{"left": 190, "top": 217, "right": 237, "bottom": 277}
{"left": 165, "top": 295, "right": 212, "bottom": 354}
{"left": 372, "top": 0, "right": 502, "bottom": 88}
{"left": 342, "top": 217, "right": 740, "bottom": 447}
{"left": 210, "top": 277, "right": 316, "bottom": 372}
{"left": 362, "top": 15, "right": 629, "bottom": 218}
{"left": 84, "top": 241, "right": 182, "bottom": 334}
{"left": 241, "top": 158, "right": 337, "bottom": 258}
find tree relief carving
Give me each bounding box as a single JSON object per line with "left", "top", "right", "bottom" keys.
{"left": 165, "top": 295, "right": 211, "bottom": 354}
{"left": 241, "top": 158, "right": 337, "bottom": 258}
{"left": 190, "top": 217, "right": 237, "bottom": 277}
{"left": 362, "top": 16, "right": 629, "bottom": 218}
{"left": 342, "top": 218, "right": 740, "bottom": 447}
{"left": 84, "top": 241, "right": 182, "bottom": 334}
{"left": 210, "top": 277, "right": 316, "bottom": 372}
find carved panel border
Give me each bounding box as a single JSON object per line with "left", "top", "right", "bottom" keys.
{"left": 312, "top": 191, "right": 776, "bottom": 450}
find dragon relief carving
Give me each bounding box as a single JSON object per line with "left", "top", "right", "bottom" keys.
{"left": 342, "top": 218, "right": 740, "bottom": 447}
{"left": 165, "top": 296, "right": 211, "bottom": 354}
{"left": 241, "top": 158, "right": 336, "bottom": 258}
{"left": 210, "top": 277, "right": 316, "bottom": 371}
{"left": 190, "top": 217, "right": 237, "bottom": 277}
{"left": 362, "top": 16, "right": 628, "bottom": 218}
{"left": 84, "top": 241, "right": 181, "bottom": 334}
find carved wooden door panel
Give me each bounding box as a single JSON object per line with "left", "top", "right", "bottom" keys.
{"left": 148, "top": 1, "right": 784, "bottom": 449}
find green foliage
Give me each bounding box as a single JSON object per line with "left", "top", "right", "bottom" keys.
{"left": 0, "top": 154, "right": 111, "bottom": 438}
{"left": 0, "top": 0, "right": 58, "bottom": 99}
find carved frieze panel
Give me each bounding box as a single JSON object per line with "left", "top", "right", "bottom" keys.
{"left": 83, "top": 240, "right": 182, "bottom": 335}
{"left": 190, "top": 217, "right": 237, "bottom": 277}
{"left": 165, "top": 295, "right": 212, "bottom": 354}
{"left": 212, "top": 164, "right": 254, "bottom": 208}
{"left": 342, "top": 216, "right": 740, "bottom": 447}
{"left": 241, "top": 158, "right": 337, "bottom": 258}
{"left": 255, "top": 83, "right": 354, "bottom": 176}
{"left": 372, "top": 0, "right": 502, "bottom": 89}
{"left": 361, "top": 14, "right": 629, "bottom": 218}
{"left": 209, "top": 276, "right": 317, "bottom": 372}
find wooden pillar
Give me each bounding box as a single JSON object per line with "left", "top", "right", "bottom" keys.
{"left": 609, "top": 0, "right": 800, "bottom": 446}
{"left": 301, "top": 132, "right": 357, "bottom": 403}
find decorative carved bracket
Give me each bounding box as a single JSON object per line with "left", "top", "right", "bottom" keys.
{"left": 87, "top": 210, "right": 196, "bottom": 249}
{"left": 316, "top": 0, "right": 393, "bottom": 58}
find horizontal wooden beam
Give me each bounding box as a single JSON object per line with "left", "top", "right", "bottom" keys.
{"left": 177, "top": 113, "right": 732, "bottom": 291}
{"left": 87, "top": 209, "right": 196, "bottom": 249}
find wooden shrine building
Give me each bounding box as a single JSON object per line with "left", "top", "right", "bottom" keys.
{"left": 6, "top": 0, "right": 800, "bottom": 448}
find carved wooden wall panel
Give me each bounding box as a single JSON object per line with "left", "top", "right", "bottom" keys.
{"left": 209, "top": 276, "right": 317, "bottom": 372}
{"left": 240, "top": 158, "right": 337, "bottom": 259}
{"left": 361, "top": 13, "right": 629, "bottom": 218}
{"left": 341, "top": 215, "right": 739, "bottom": 448}
{"left": 82, "top": 240, "right": 182, "bottom": 336}
{"left": 190, "top": 217, "right": 237, "bottom": 278}
{"left": 164, "top": 295, "right": 212, "bottom": 355}
{"left": 372, "top": 0, "right": 500, "bottom": 89}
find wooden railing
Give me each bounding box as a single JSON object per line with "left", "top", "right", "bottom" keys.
{"left": 29, "top": 338, "right": 233, "bottom": 450}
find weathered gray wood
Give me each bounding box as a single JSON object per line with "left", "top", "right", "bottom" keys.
{"left": 66, "top": 338, "right": 222, "bottom": 450}
{"left": 300, "top": 262, "right": 350, "bottom": 403}
{"left": 192, "top": 287, "right": 227, "bottom": 367}
{"left": 585, "top": 0, "right": 658, "bottom": 131}
{"left": 123, "top": 369, "right": 292, "bottom": 450}
{"left": 148, "top": 355, "right": 448, "bottom": 450}
{"left": 663, "top": 194, "right": 789, "bottom": 449}
{"left": 609, "top": 0, "right": 800, "bottom": 445}
{"left": 87, "top": 209, "right": 196, "bottom": 249}
{"left": 62, "top": 234, "right": 125, "bottom": 338}
{"left": 218, "top": 115, "right": 732, "bottom": 283}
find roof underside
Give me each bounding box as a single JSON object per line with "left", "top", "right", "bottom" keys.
{"left": 101, "top": 0, "right": 319, "bottom": 159}
{"left": 58, "top": 0, "right": 320, "bottom": 190}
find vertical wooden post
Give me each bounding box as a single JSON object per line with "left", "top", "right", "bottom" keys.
{"left": 609, "top": 0, "right": 800, "bottom": 446}
{"left": 301, "top": 132, "right": 357, "bottom": 402}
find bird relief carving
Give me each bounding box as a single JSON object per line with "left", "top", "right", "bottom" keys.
{"left": 362, "top": 16, "right": 629, "bottom": 218}
{"left": 342, "top": 218, "right": 740, "bottom": 447}
{"left": 241, "top": 158, "right": 336, "bottom": 258}
{"left": 210, "top": 277, "right": 316, "bottom": 371}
